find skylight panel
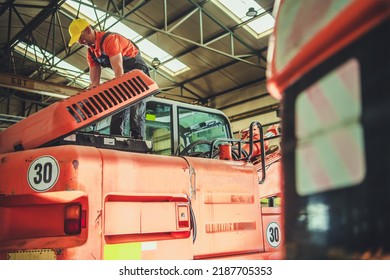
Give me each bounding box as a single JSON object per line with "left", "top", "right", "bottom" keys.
{"left": 104, "top": 18, "right": 142, "bottom": 41}
{"left": 164, "top": 60, "right": 189, "bottom": 74}
{"left": 15, "top": 43, "right": 45, "bottom": 61}
{"left": 137, "top": 40, "right": 172, "bottom": 62}
{"left": 215, "top": 0, "right": 275, "bottom": 37}
{"left": 66, "top": 0, "right": 106, "bottom": 22}
{"left": 136, "top": 40, "right": 189, "bottom": 75}
{"left": 247, "top": 13, "right": 275, "bottom": 34}
{"left": 14, "top": 42, "right": 89, "bottom": 88}
{"left": 67, "top": 0, "right": 141, "bottom": 41}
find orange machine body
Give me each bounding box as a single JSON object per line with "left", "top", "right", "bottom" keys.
{"left": 0, "top": 144, "right": 280, "bottom": 260}
{"left": 0, "top": 71, "right": 283, "bottom": 260}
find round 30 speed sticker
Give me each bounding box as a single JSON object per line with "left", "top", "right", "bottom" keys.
{"left": 27, "top": 156, "right": 60, "bottom": 192}
{"left": 266, "top": 222, "right": 281, "bottom": 248}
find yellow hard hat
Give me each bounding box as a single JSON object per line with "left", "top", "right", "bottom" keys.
{"left": 68, "top": 18, "right": 89, "bottom": 46}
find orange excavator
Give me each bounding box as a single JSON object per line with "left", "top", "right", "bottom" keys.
{"left": 0, "top": 69, "right": 282, "bottom": 260}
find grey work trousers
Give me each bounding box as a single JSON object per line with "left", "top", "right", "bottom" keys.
{"left": 109, "top": 53, "right": 150, "bottom": 139}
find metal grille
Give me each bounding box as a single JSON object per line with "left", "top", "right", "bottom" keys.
{"left": 66, "top": 75, "right": 150, "bottom": 123}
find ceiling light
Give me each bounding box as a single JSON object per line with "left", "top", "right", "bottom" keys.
{"left": 246, "top": 7, "right": 257, "bottom": 17}
{"left": 152, "top": 57, "right": 161, "bottom": 67}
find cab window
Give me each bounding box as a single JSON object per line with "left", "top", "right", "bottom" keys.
{"left": 178, "top": 107, "right": 230, "bottom": 155}
{"left": 145, "top": 101, "right": 173, "bottom": 155}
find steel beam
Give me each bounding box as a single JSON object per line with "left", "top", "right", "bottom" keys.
{"left": 0, "top": 73, "right": 80, "bottom": 99}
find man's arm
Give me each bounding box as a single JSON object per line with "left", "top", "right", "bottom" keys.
{"left": 109, "top": 53, "right": 124, "bottom": 78}
{"left": 89, "top": 65, "right": 101, "bottom": 87}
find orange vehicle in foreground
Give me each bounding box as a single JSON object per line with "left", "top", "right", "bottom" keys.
{"left": 0, "top": 70, "right": 282, "bottom": 260}
{"left": 267, "top": 0, "right": 390, "bottom": 259}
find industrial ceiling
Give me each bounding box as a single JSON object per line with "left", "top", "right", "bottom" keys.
{"left": 0, "top": 0, "right": 278, "bottom": 131}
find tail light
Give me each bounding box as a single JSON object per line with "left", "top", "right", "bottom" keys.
{"left": 64, "top": 204, "right": 86, "bottom": 234}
